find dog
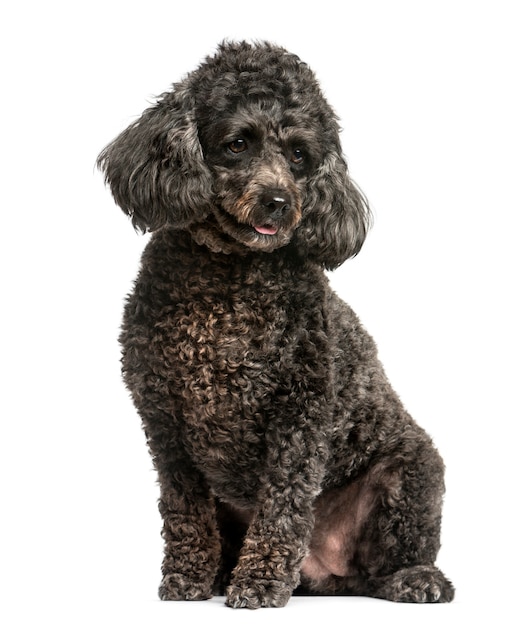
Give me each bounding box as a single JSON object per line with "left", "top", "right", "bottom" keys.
{"left": 98, "top": 40, "right": 454, "bottom": 609}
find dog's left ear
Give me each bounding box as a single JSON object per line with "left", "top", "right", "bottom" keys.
{"left": 295, "top": 147, "right": 372, "bottom": 270}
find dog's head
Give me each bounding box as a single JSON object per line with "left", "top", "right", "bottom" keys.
{"left": 98, "top": 41, "right": 371, "bottom": 269}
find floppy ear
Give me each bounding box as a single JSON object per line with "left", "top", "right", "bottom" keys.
{"left": 97, "top": 82, "right": 213, "bottom": 232}
{"left": 295, "top": 148, "right": 372, "bottom": 270}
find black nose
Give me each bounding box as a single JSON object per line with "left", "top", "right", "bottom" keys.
{"left": 262, "top": 191, "right": 291, "bottom": 220}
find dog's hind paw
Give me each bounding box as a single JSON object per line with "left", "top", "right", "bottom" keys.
{"left": 371, "top": 565, "right": 455, "bottom": 603}
{"left": 226, "top": 579, "right": 292, "bottom": 609}
{"left": 158, "top": 573, "right": 213, "bottom": 601}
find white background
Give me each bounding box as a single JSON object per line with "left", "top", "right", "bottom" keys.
{"left": 2, "top": 1, "right": 531, "bottom": 624}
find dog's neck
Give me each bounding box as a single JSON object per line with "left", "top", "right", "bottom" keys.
{"left": 144, "top": 227, "right": 308, "bottom": 285}
{"left": 189, "top": 218, "right": 253, "bottom": 256}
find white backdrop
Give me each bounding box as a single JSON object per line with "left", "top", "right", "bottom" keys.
{"left": 2, "top": 1, "right": 531, "bottom": 624}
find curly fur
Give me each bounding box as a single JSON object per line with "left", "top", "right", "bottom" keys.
{"left": 98, "top": 40, "right": 454, "bottom": 609}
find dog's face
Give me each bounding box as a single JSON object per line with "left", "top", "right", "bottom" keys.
{"left": 197, "top": 101, "right": 326, "bottom": 252}
{"left": 98, "top": 41, "right": 371, "bottom": 268}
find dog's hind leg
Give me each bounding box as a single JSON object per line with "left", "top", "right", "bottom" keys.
{"left": 366, "top": 564, "right": 454, "bottom": 602}
{"left": 301, "top": 431, "right": 454, "bottom": 603}
{"left": 359, "top": 433, "right": 455, "bottom": 603}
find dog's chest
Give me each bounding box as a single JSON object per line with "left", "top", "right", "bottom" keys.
{"left": 174, "top": 290, "right": 285, "bottom": 412}
{"left": 125, "top": 236, "right": 330, "bottom": 501}
{"left": 161, "top": 265, "right": 294, "bottom": 492}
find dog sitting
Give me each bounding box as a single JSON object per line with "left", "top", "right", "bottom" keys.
{"left": 98, "top": 40, "right": 454, "bottom": 609}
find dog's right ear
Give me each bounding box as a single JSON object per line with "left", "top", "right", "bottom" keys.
{"left": 97, "top": 82, "right": 213, "bottom": 232}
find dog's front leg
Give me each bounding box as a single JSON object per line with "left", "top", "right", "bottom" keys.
{"left": 226, "top": 441, "right": 325, "bottom": 609}
{"left": 156, "top": 465, "right": 221, "bottom": 601}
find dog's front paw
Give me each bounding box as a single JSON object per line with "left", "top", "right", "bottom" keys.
{"left": 159, "top": 573, "right": 213, "bottom": 601}
{"left": 225, "top": 579, "right": 292, "bottom": 609}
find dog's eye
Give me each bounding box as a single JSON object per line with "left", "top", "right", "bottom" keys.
{"left": 291, "top": 149, "right": 304, "bottom": 165}
{"left": 227, "top": 139, "right": 248, "bottom": 154}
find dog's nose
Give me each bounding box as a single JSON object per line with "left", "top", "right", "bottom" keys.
{"left": 262, "top": 192, "right": 291, "bottom": 220}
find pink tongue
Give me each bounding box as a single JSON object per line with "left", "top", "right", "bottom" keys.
{"left": 254, "top": 224, "right": 278, "bottom": 235}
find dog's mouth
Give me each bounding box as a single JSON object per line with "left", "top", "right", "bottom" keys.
{"left": 253, "top": 223, "right": 279, "bottom": 236}
{"left": 212, "top": 203, "right": 293, "bottom": 251}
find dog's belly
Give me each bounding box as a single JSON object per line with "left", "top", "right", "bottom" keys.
{"left": 301, "top": 475, "right": 380, "bottom": 582}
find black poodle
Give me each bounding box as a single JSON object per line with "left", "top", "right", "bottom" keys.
{"left": 98, "top": 40, "right": 454, "bottom": 609}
